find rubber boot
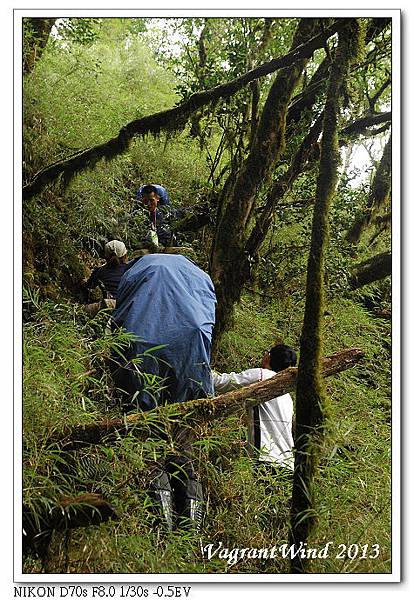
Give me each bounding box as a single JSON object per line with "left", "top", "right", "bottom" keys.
{"left": 176, "top": 479, "right": 204, "bottom": 533}
{"left": 148, "top": 471, "right": 174, "bottom": 531}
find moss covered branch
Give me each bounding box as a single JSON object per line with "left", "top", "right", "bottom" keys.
{"left": 340, "top": 111, "right": 391, "bottom": 138}
{"left": 52, "top": 347, "right": 364, "bottom": 452}
{"left": 346, "top": 134, "right": 392, "bottom": 243}
{"left": 22, "top": 19, "right": 347, "bottom": 201}
{"left": 349, "top": 252, "right": 391, "bottom": 288}
{"left": 245, "top": 112, "right": 324, "bottom": 258}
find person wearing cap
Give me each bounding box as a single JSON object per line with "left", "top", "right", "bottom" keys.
{"left": 82, "top": 240, "right": 129, "bottom": 317}
{"left": 212, "top": 344, "right": 297, "bottom": 475}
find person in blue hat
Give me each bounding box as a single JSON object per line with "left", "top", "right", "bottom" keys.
{"left": 136, "top": 184, "right": 179, "bottom": 247}
{"left": 136, "top": 183, "right": 171, "bottom": 207}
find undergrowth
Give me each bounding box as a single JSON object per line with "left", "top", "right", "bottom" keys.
{"left": 22, "top": 285, "right": 391, "bottom": 575}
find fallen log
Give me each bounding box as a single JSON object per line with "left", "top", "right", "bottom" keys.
{"left": 23, "top": 493, "right": 118, "bottom": 559}
{"left": 57, "top": 347, "right": 364, "bottom": 451}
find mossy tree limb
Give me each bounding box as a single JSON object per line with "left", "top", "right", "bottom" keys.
{"left": 340, "top": 111, "right": 391, "bottom": 138}
{"left": 349, "top": 251, "right": 391, "bottom": 289}
{"left": 51, "top": 347, "right": 364, "bottom": 452}
{"left": 22, "top": 19, "right": 347, "bottom": 201}
{"left": 346, "top": 134, "right": 391, "bottom": 243}
{"left": 290, "top": 20, "right": 364, "bottom": 574}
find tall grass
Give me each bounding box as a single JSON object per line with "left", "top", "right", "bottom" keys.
{"left": 22, "top": 287, "right": 391, "bottom": 574}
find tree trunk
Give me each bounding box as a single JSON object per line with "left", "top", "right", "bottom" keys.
{"left": 210, "top": 18, "right": 322, "bottom": 347}
{"left": 349, "top": 251, "right": 391, "bottom": 288}
{"left": 210, "top": 112, "right": 323, "bottom": 311}
{"left": 23, "top": 18, "right": 56, "bottom": 74}
{"left": 248, "top": 18, "right": 274, "bottom": 146}
{"left": 286, "top": 55, "right": 330, "bottom": 130}
{"left": 290, "top": 20, "right": 364, "bottom": 574}
{"left": 53, "top": 347, "right": 364, "bottom": 451}
{"left": 245, "top": 112, "right": 323, "bottom": 259}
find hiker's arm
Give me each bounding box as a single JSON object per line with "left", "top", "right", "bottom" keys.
{"left": 212, "top": 368, "right": 262, "bottom": 394}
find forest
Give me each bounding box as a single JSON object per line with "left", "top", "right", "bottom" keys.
{"left": 22, "top": 16, "right": 392, "bottom": 576}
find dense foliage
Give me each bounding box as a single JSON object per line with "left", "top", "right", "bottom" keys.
{"left": 22, "top": 17, "right": 392, "bottom": 575}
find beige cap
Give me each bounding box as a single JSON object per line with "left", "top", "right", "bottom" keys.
{"left": 105, "top": 240, "right": 127, "bottom": 258}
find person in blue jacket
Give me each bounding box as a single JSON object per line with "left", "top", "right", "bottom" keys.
{"left": 110, "top": 253, "right": 216, "bottom": 531}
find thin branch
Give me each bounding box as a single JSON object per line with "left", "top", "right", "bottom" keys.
{"left": 369, "top": 77, "right": 391, "bottom": 111}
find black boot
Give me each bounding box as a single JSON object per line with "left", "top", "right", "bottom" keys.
{"left": 148, "top": 471, "right": 174, "bottom": 531}
{"left": 176, "top": 478, "right": 204, "bottom": 533}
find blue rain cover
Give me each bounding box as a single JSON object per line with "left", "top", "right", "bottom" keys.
{"left": 112, "top": 254, "right": 216, "bottom": 410}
